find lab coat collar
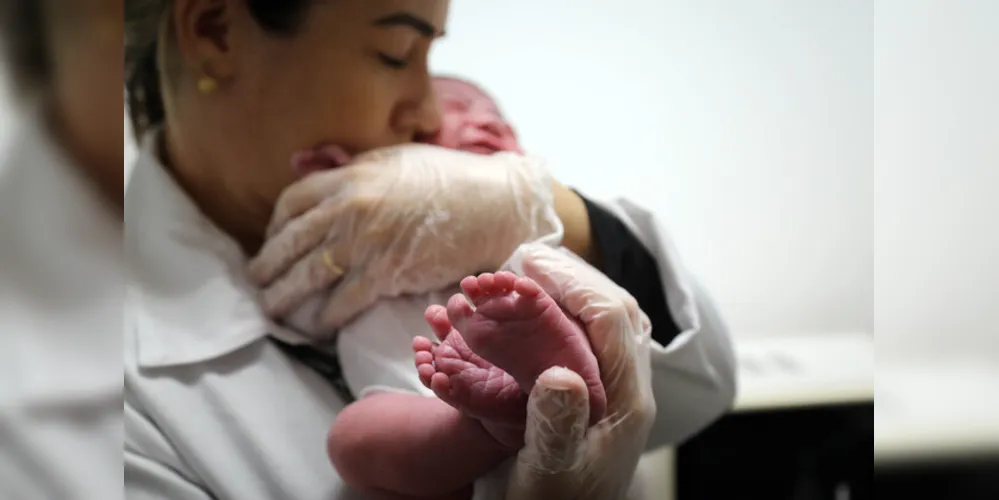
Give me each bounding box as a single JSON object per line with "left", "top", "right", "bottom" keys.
{"left": 126, "top": 131, "right": 308, "bottom": 369}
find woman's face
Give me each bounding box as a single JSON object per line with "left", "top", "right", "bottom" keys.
{"left": 189, "top": 0, "right": 449, "bottom": 199}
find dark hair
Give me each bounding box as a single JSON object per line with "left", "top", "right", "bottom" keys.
{"left": 0, "top": 0, "right": 50, "bottom": 93}
{"left": 124, "top": 0, "right": 312, "bottom": 138}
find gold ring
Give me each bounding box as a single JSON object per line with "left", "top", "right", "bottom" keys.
{"left": 322, "top": 250, "right": 343, "bottom": 275}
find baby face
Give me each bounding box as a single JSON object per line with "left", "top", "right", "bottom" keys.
{"left": 426, "top": 77, "right": 523, "bottom": 155}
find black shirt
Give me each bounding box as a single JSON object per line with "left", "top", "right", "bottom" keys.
{"left": 577, "top": 192, "right": 682, "bottom": 347}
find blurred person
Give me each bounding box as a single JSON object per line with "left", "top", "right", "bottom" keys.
{"left": 0, "top": 0, "right": 123, "bottom": 499}
{"left": 124, "top": 1, "right": 735, "bottom": 499}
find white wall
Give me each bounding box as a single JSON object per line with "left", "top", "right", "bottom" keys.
{"left": 434, "top": 0, "right": 874, "bottom": 338}
{"left": 873, "top": 1, "right": 998, "bottom": 363}
{"left": 124, "top": 112, "right": 137, "bottom": 172}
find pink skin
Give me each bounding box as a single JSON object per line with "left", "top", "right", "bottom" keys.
{"left": 422, "top": 77, "right": 523, "bottom": 155}
{"left": 414, "top": 314, "right": 528, "bottom": 451}
{"left": 290, "top": 143, "right": 352, "bottom": 176}
{"left": 414, "top": 272, "right": 607, "bottom": 445}
{"left": 291, "top": 77, "right": 522, "bottom": 175}
{"left": 328, "top": 271, "right": 609, "bottom": 499}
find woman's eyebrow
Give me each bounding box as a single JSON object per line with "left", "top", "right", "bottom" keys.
{"left": 372, "top": 12, "right": 444, "bottom": 38}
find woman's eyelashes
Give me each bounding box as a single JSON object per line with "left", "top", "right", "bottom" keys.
{"left": 378, "top": 52, "right": 408, "bottom": 69}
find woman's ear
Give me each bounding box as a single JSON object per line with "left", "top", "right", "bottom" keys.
{"left": 171, "top": 0, "right": 237, "bottom": 84}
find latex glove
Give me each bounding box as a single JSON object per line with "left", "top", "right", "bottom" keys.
{"left": 247, "top": 144, "right": 562, "bottom": 330}
{"left": 501, "top": 243, "right": 656, "bottom": 500}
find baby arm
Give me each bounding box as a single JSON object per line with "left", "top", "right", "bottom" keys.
{"left": 328, "top": 392, "right": 512, "bottom": 499}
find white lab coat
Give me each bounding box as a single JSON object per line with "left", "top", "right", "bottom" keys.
{"left": 124, "top": 134, "right": 736, "bottom": 500}
{"left": 0, "top": 113, "right": 122, "bottom": 499}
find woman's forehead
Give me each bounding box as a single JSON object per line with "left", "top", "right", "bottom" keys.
{"left": 353, "top": 0, "right": 450, "bottom": 37}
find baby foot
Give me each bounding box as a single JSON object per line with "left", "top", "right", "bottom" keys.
{"left": 449, "top": 272, "right": 607, "bottom": 425}
{"left": 413, "top": 307, "right": 528, "bottom": 449}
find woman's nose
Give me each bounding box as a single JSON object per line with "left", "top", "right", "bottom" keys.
{"left": 412, "top": 88, "right": 443, "bottom": 139}
{"left": 392, "top": 71, "right": 443, "bottom": 142}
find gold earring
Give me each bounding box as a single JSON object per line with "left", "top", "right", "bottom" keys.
{"left": 197, "top": 75, "right": 218, "bottom": 94}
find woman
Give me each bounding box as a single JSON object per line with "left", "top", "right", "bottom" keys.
{"left": 0, "top": 0, "right": 122, "bottom": 498}
{"left": 124, "top": 1, "right": 736, "bottom": 498}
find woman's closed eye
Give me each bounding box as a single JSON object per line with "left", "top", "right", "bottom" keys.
{"left": 378, "top": 52, "right": 409, "bottom": 69}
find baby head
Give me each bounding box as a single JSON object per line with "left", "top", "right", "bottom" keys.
{"left": 424, "top": 76, "right": 523, "bottom": 155}
{"left": 292, "top": 76, "right": 522, "bottom": 176}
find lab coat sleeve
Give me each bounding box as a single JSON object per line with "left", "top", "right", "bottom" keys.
{"left": 579, "top": 193, "right": 738, "bottom": 450}
{"left": 125, "top": 398, "right": 214, "bottom": 500}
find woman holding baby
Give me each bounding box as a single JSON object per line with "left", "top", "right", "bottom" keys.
{"left": 124, "top": 1, "right": 736, "bottom": 499}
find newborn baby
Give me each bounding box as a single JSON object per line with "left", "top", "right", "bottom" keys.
{"left": 422, "top": 76, "right": 524, "bottom": 155}
{"left": 294, "top": 77, "right": 605, "bottom": 500}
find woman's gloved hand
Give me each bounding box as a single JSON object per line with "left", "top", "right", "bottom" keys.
{"left": 501, "top": 243, "right": 657, "bottom": 500}
{"left": 247, "top": 144, "right": 562, "bottom": 330}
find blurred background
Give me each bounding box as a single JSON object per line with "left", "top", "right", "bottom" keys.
{"left": 432, "top": 0, "right": 876, "bottom": 342}
{"left": 5, "top": 0, "right": 997, "bottom": 498}
{"left": 422, "top": 2, "right": 988, "bottom": 497}
{"left": 0, "top": 61, "right": 12, "bottom": 149}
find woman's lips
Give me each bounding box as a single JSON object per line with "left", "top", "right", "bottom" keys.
{"left": 291, "top": 144, "right": 352, "bottom": 175}
{"left": 290, "top": 132, "right": 519, "bottom": 176}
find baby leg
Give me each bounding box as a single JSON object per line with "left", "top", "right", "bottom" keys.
{"left": 328, "top": 391, "right": 509, "bottom": 499}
